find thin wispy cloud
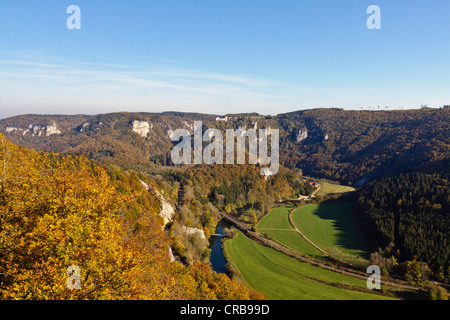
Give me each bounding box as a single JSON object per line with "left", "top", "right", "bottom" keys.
{"left": 147, "top": 70, "right": 271, "bottom": 88}
{"left": 0, "top": 53, "right": 296, "bottom": 117}
{"left": 0, "top": 60, "right": 64, "bottom": 68}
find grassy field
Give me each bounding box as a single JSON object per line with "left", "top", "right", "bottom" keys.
{"left": 257, "top": 203, "right": 373, "bottom": 265}
{"left": 291, "top": 203, "right": 372, "bottom": 260}
{"left": 223, "top": 230, "right": 394, "bottom": 300}
{"left": 316, "top": 182, "right": 356, "bottom": 197}
{"left": 258, "top": 206, "right": 293, "bottom": 230}
{"left": 257, "top": 206, "right": 323, "bottom": 257}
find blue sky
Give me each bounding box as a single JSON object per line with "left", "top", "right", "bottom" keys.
{"left": 0, "top": 0, "right": 449, "bottom": 118}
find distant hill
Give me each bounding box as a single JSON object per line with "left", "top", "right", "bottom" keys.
{"left": 277, "top": 108, "right": 449, "bottom": 184}
{"left": 1, "top": 108, "right": 448, "bottom": 184}
{"left": 0, "top": 112, "right": 216, "bottom": 171}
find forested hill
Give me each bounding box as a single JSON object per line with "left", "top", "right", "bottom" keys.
{"left": 1, "top": 108, "right": 448, "bottom": 185}
{"left": 278, "top": 108, "right": 449, "bottom": 184}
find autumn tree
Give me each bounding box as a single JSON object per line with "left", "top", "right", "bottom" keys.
{"left": 0, "top": 137, "right": 142, "bottom": 299}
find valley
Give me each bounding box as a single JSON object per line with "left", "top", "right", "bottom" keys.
{"left": 0, "top": 108, "right": 448, "bottom": 300}
{"left": 221, "top": 200, "right": 425, "bottom": 300}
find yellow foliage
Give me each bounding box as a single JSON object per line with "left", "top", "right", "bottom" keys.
{"left": 0, "top": 137, "right": 143, "bottom": 299}
{"left": 0, "top": 135, "right": 265, "bottom": 300}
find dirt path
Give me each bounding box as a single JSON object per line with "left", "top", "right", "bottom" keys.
{"left": 287, "top": 207, "right": 331, "bottom": 257}
{"left": 310, "top": 185, "right": 321, "bottom": 197}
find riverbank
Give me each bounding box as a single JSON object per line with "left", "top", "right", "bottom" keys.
{"left": 209, "top": 219, "right": 231, "bottom": 275}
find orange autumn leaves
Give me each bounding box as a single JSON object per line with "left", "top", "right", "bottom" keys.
{"left": 0, "top": 136, "right": 140, "bottom": 299}
{"left": 0, "top": 135, "right": 265, "bottom": 300}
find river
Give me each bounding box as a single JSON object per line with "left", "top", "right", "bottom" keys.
{"left": 209, "top": 219, "right": 231, "bottom": 275}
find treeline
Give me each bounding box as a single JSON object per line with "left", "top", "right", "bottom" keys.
{"left": 355, "top": 171, "right": 449, "bottom": 281}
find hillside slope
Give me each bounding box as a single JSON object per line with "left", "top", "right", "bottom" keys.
{"left": 1, "top": 108, "right": 448, "bottom": 184}
{"left": 278, "top": 108, "right": 449, "bottom": 185}
{"left": 0, "top": 135, "right": 264, "bottom": 300}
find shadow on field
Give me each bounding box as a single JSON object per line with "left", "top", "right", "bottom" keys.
{"left": 311, "top": 202, "right": 372, "bottom": 259}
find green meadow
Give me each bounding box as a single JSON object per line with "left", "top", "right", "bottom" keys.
{"left": 316, "top": 182, "right": 356, "bottom": 197}
{"left": 257, "top": 206, "right": 323, "bottom": 257}
{"left": 223, "top": 230, "right": 393, "bottom": 300}
{"left": 291, "top": 203, "right": 372, "bottom": 260}
{"left": 222, "top": 203, "right": 396, "bottom": 299}
{"left": 257, "top": 203, "right": 372, "bottom": 263}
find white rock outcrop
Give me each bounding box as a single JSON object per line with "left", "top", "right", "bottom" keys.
{"left": 205, "top": 129, "right": 215, "bottom": 140}
{"left": 140, "top": 179, "right": 175, "bottom": 226}
{"left": 182, "top": 226, "right": 206, "bottom": 240}
{"left": 132, "top": 120, "right": 152, "bottom": 138}
{"left": 167, "top": 129, "right": 175, "bottom": 140}
{"left": 168, "top": 247, "right": 175, "bottom": 263}
{"left": 296, "top": 128, "right": 308, "bottom": 143}
{"left": 183, "top": 121, "right": 194, "bottom": 131}
{"left": 155, "top": 190, "right": 175, "bottom": 226}
{"left": 33, "top": 126, "right": 44, "bottom": 136}
{"left": 5, "top": 127, "right": 18, "bottom": 133}
{"left": 46, "top": 123, "right": 61, "bottom": 136}
{"left": 79, "top": 123, "right": 90, "bottom": 132}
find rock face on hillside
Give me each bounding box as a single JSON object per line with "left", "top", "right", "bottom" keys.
{"left": 168, "top": 247, "right": 176, "bottom": 263}
{"left": 4, "top": 122, "right": 61, "bottom": 137}
{"left": 79, "top": 123, "right": 90, "bottom": 132}
{"left": 155, "top": 190, "right": 176, "bottom": 226}
{"left": 182, "top": 226, "right": 206, "bottom": 240}
{"left": 296, "top": 128, "right": 308, "bottom": 142}
{"left": 140, "top": 179, "right": 175, "bottom": 226}
{"left": 46, "top": 122, "right": 61, "bottom": 136}
{"left": 166, "top": 129, "right": 175, "bottom": 140}
{"left": 132, "top": 120, "right": 152, "bottom": 138}
{"left": 1, "top": 109, "right": 448, "bottom": 186}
